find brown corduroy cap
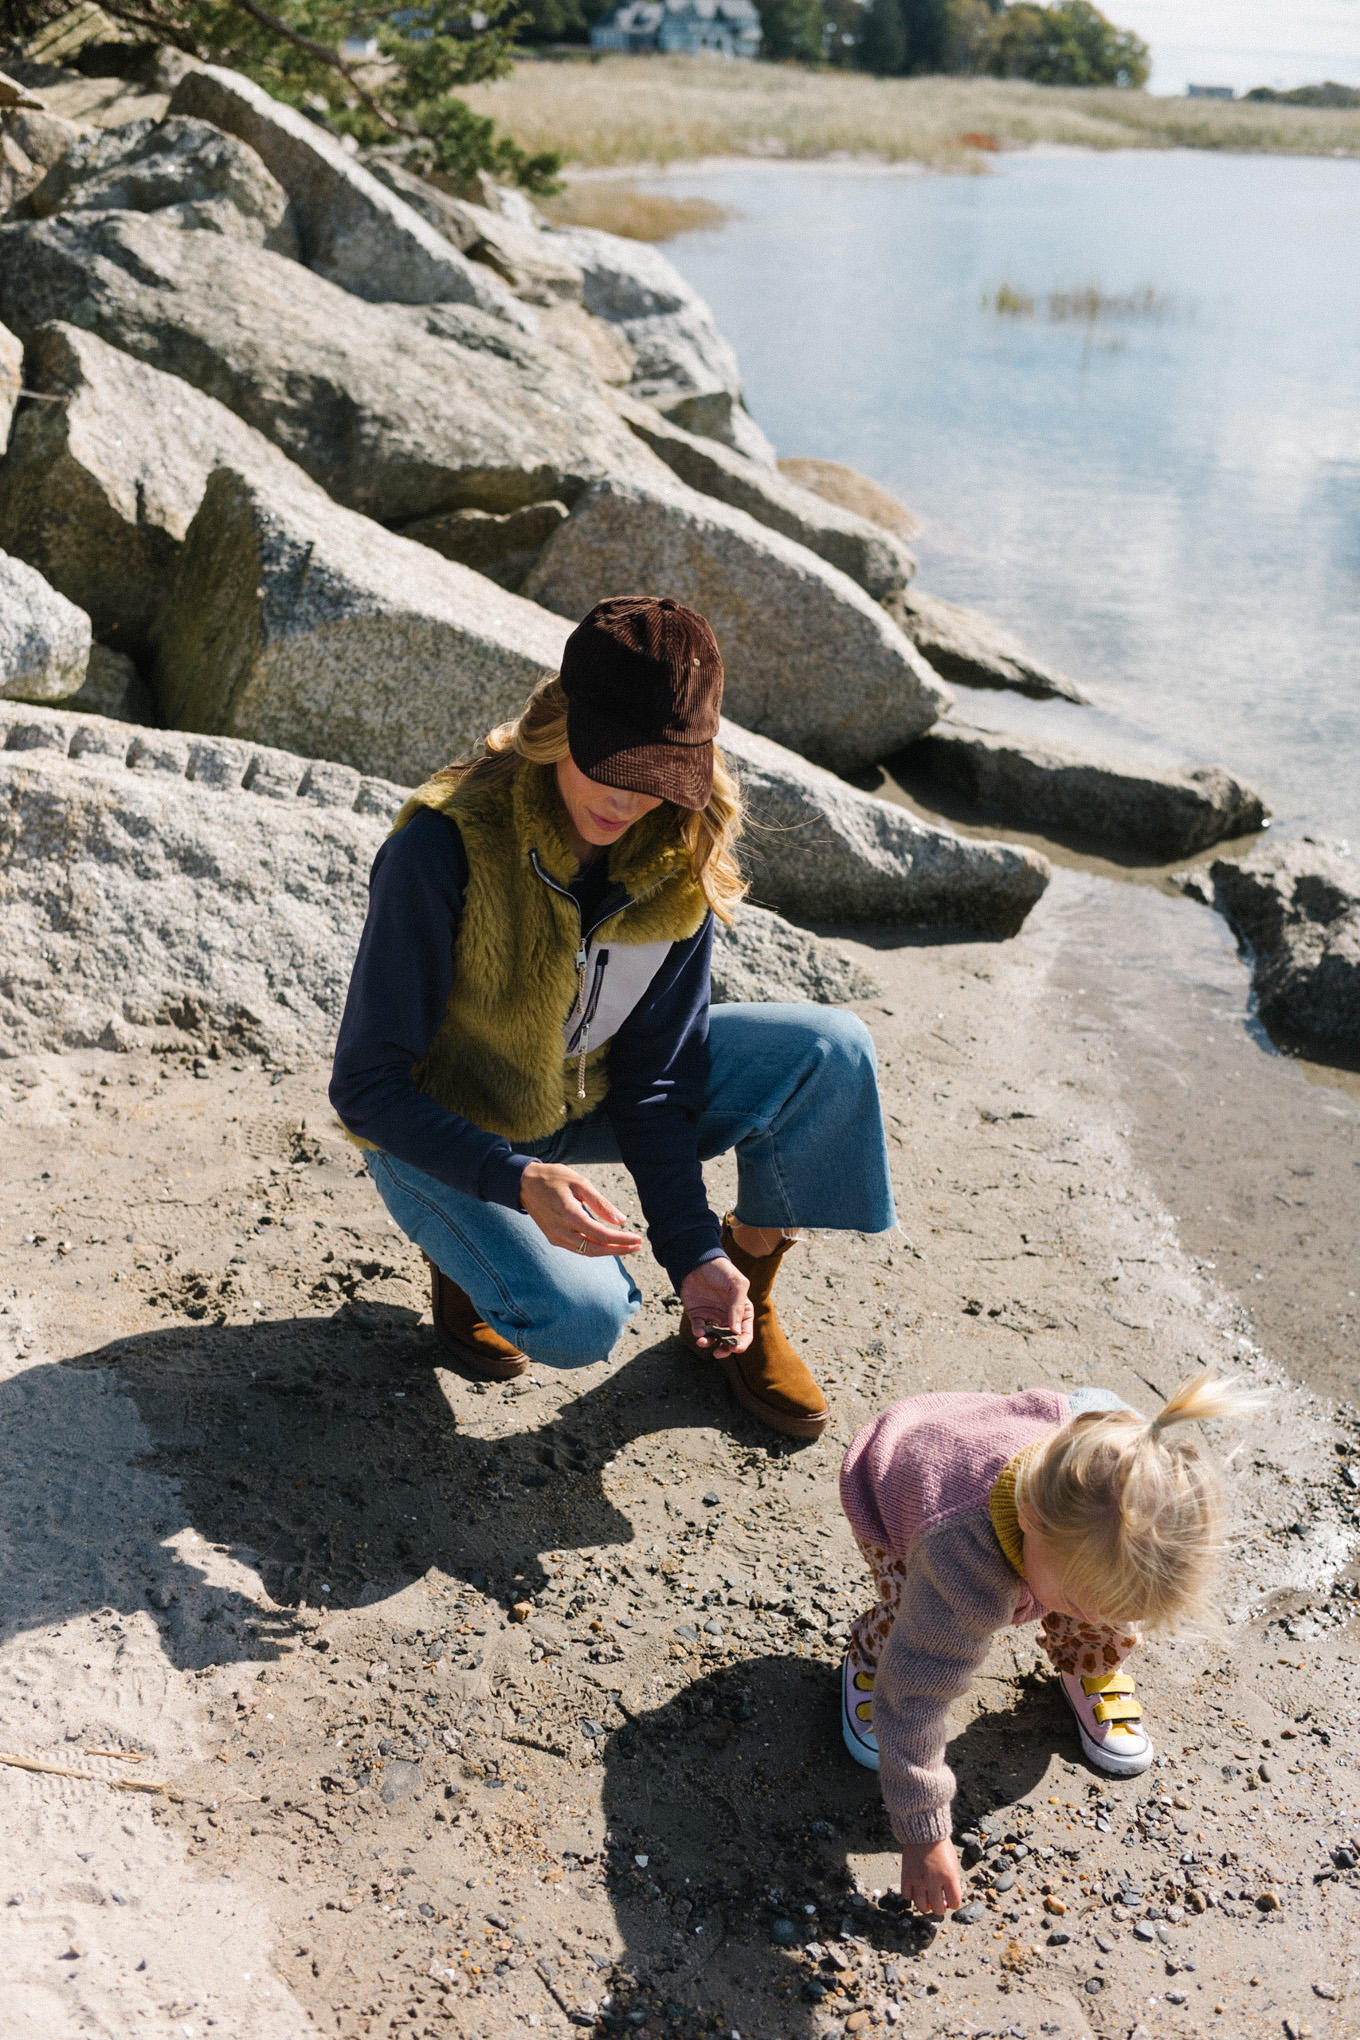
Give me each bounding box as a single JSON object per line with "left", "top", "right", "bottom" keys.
{"left": 559, "top": 595, "right": 724, "bottom": 812}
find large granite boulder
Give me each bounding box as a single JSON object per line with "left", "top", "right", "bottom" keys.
{"left": 363, "top": 156, "right": 585, "bottom": 308}
{"left": 617, "top": 397, "right": 916, "bottom": 606}
{"left": 0, "top": 549, "right": 90, "bottom": 701}
{"left": 712, "top": 901, "right": 879, "bottom": 1005}
{"left": 166, "top": 64, "right": 528, "bottom": 323}
{"left": 777, "top": 458, "right": 921, "bottom": 540}
{"left": 154, "top": 462, "right": 570, "bottom": 787}
{"left": 895, "top": 589, "right": 1086, "bottom": 704}
{"left": 523, "top": 478, "right": 950, "bottom": 773}
{"left": 539, "top": 218, "right": 777, "bottom": 459}
{"left": 719, "top": 720, "right": 1049, "bottom": 937}
{"left": 398, "top": 500, "right": 571, "bottom": 592}
{"left": 0, "top": 701, "right": 878, "bottom": 1058}
{"left": 1178, "top": 838, "right": 1359, "bottom": 1067}
{"left": 905, "top": 722, "right": 1268, "bottom": 858}
{"left": 0, "top": 211, "right": 666, "bottom": 524}
{"left": 0, "top": 699, "right": 405, "bottom": 1060}
{"left": 19, "top": 113, "right": 300, "bottom": 255}
{"left": 0, "top": 320, "right": 306, "bottom": 658}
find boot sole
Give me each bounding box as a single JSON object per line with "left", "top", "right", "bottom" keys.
{"left": 431, "top": 1319, "right": 528, "bottom": 1383}
{"left": 711, "top": 1342, "right": 829, "bottom": 1440}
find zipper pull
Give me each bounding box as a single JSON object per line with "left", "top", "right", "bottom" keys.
{"left": 577, "top": 1028, "right": 589, "bottom": 1101}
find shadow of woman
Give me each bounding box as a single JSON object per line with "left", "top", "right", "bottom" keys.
{"left": 591, "top": 1652, "right": 1071, "bottom": 2036}
{"left": 5, "top": 1300, "right": 790, "bottom": 1672}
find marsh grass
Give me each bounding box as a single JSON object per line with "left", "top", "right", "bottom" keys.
{"left": 536, "top": 184, "right": 734, "bottom": 240}
{"left": 460, "top": 55, "right": 1360, "bottom": 169}
{"left": 986, "top": 281, "right": 1182, "bottom": 323}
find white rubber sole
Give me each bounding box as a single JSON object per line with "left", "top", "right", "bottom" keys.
{"left": 1062, "top": 1682, "right": 1155, "bottom": 1776}
{"left": 841, "top": 1658, "right": 880, "bottom": 1772}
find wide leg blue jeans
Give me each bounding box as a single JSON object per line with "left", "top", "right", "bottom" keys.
{"left": 366, "top": 1002, "right": 895, "bottom": 1369}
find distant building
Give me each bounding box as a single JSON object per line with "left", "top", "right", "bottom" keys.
{"left": 1186, "top": 84, "right": 1235, "bottom": 100}
{"left": 590, "top": 0, "right": 762, "bottom": 58}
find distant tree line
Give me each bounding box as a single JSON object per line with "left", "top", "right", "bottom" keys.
{"left": 513, "top": 0, "right": 1150, "bottom": 89}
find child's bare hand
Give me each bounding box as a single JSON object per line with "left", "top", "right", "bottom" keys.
{"left": 900, "top": 1838, "right": 963, "bottom": 1916}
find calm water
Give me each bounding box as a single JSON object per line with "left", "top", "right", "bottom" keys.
{"left": 643, "top": 149, "right": 1360, "bottom": 838}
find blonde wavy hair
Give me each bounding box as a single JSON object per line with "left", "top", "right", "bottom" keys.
{"left": 1015, "top": 1370, "right": 1265, "bottom": 1630}
{"left": 431, "top": 675, "right": 747, "bottom": 925}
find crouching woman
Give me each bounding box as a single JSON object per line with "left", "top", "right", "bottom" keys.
{"left": 329, "top": 595, "right": 896, "bottom": 1438}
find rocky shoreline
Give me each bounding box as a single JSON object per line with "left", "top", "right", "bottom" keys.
{"left": 1, "top": 38, "right": 1358, "bottom": 2040}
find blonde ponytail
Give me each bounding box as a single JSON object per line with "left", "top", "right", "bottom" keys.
{"left": 1016, "top": 1370, "right": 1266, "bottom": 1630}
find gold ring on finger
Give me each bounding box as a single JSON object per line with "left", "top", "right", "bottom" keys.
{"left": 577, "top": 1236, "right": 589, "bottom": 1254}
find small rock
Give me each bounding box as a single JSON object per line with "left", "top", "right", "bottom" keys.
{"left": 1284, "top": 2020, "right": 1313, "bottom": 2040}
{"left": 1133, "top": 1921, "right": 1157, "bottom": 1942}
{"left": 510, "top": 1603, "right": 531, "bottom": 1623}
{"left": 1047, "top": 1929, "right": 1071, "bottom": 1946}
{"left": 1043, "top": 1895, "right": 1066, "bottom": 1914}
{"left": 953, "top": 1902, "right": 985, "bottom": 1925}
{"left": 770, "top": 1918, "right": 798, "bottom": 1946}
{"left": 1257, "top": 1891, "right": 1282, "bottom": 1912}
{"left": 1083, "top": 1975, "right": 1104, "bottom": 1994}
{"left": 1313, "top": 1983, "right": 1339, "bottom": 2000}
{"left": 992, "top": 1870, "right": 1015, "bottom": 1893}
{"left": 1094, "top": 1933, "right": 1114, "bottom": 1953}
{"left": 378, "top": 1761, "right": 421, "bottom": 1806}
{"left": 845, "top": 2015, "right": 871, "bottom": 2035}
{"left": 701, "top": 1491, "right": 720, "bottom": 1506}
{"left": 1166, "top": 1990, "right": 1187, "bottom": 2005}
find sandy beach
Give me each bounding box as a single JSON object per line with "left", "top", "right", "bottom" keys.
{"left": 3, "top": 878, "right": 1357, "bottom": 2040}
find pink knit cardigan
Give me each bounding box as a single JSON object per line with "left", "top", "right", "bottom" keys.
{"left": 839, "top": 1389, "right": 1071, "bottom": 1845}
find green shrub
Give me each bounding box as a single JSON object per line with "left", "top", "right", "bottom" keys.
{"left": 982, "top": 0, "right": 1149, "bottom": 87}
{"left": 4, "top": 0, "right": 563, "bottom": 189}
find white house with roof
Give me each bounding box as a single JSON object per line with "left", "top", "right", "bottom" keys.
{"left": 590, "top": 0, "right": 762, "bottom": 58}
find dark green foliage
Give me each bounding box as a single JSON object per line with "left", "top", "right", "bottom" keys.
{"left": 859, "top": 0, "right": 963, "bottom": 77}
{"left": 755, "top": 0, "right": 829, "bottom": 64}
{"left": 512, "top": 0, "right": 614, "bottom": 46}
{"left": 1244, "top": 80, "right": 1359, "bottom": 108}
{"left": 859, "top": 0, "right": 906, "bottom": 74}
{"left": 820, "top": 0, "right": 866, "bottom": 65}
{"left": 1, "top": 0, "right": 563, "bottom": 190}
{"left": 982, "top": 0, "right": 1149, "bottom": 87}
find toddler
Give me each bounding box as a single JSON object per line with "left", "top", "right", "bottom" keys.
{"left": 838, "top": 1372, "right": 1255, "bottom": 1917}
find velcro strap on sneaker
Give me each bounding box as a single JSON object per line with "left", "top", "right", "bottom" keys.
{"left": 1081, "top": 1672, "right": 1136, "bottom": 1697}
{"left": 1093, "top": 1696, "right": 1143, "bottom": 1724}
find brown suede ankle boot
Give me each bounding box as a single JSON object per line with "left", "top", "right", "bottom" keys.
{"left": 424, "top": 1254, "right": 527, "bottom": 1381}
{"left": 680, "top": 1215, "right": 829, "bottom": 1440}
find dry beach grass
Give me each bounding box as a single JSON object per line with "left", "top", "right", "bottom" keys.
{"left": 460, "top": 56, "right": 1360, "bottom": 170}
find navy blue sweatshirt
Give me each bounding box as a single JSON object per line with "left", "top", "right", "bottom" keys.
{"left": 329, "top": 806, "right": 724, "bottom": 1290}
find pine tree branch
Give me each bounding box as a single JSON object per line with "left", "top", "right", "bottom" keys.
{"left": 220, "top": 0, "right": 411, "bottom": 131}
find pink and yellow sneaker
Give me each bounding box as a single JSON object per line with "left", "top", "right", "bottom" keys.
{"left": 1059, "top": 1667, "right": 1154, "bottom": 1776}
{"left": 841, "top": 1654, "right": 879, "bottom": 1771}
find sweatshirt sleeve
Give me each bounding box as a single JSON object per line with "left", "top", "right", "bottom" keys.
{"left": 603, "top": 913, "right": 724, "bottom": 1292}
{"left": 328, "top": 807, "right": 530, "bottom": 1211}
{"left": 872, "top": 1511, "right": 1024, "bottom": 1846}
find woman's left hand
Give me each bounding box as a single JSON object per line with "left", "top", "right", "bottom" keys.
{"left": 679, "top": 1256, "right": 753, "bottom": 1355}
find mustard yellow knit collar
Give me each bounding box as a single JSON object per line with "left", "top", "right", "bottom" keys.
{"left": 989, "top": 1447, "right": 1038, "bottom": 1580}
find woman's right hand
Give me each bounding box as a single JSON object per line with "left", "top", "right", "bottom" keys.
{"left": 519, "top": 1161, "right": 644, "bottom": 1258}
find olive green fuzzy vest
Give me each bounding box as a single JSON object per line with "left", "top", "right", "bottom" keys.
{"left": 392, "top": 761, "right": 708, "bottom": 1145}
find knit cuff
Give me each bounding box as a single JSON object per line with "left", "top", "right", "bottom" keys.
{"left": 478, "top": 1147, "right": 532, "bottom": 1211}
{"left": 891, "top": 1802, "right": 955, "bottom": 1848}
